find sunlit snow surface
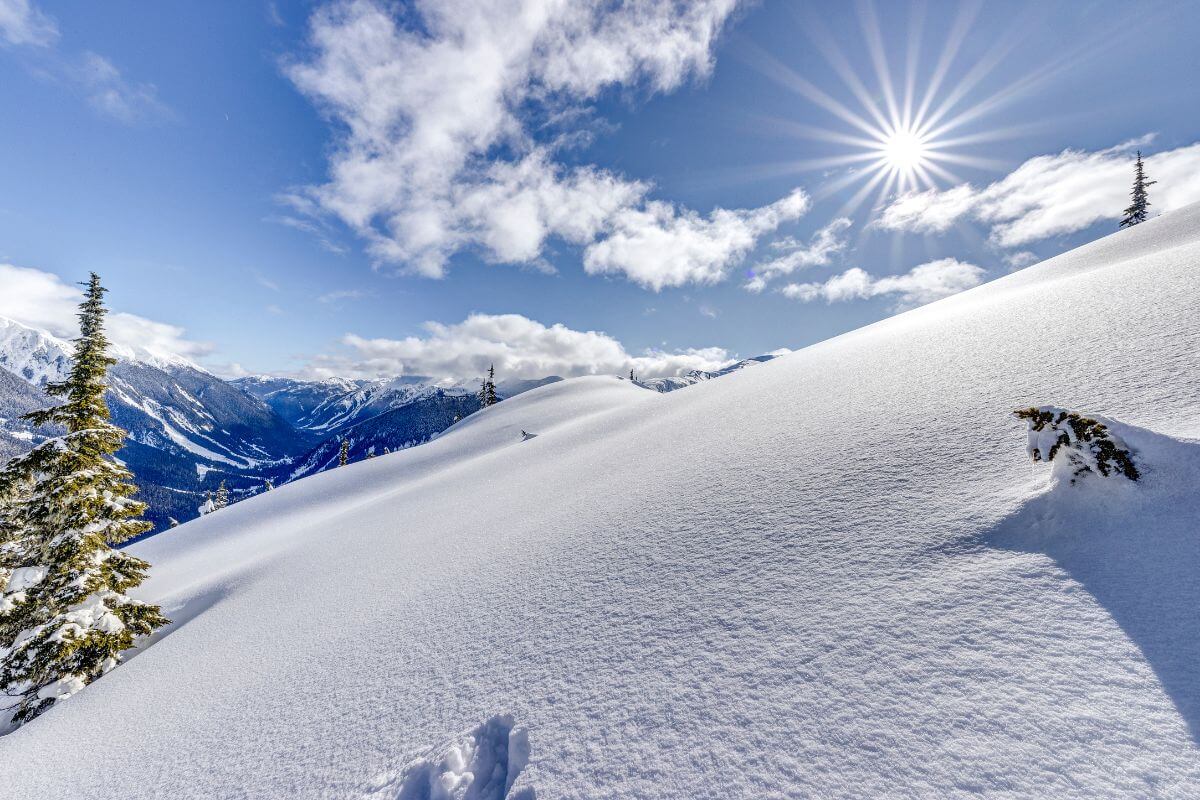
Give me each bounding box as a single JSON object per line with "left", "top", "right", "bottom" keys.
{"left": 4, "top": 206, "right": 1200, "bottom": 797}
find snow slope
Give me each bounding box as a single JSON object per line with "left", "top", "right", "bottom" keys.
{"left": 4, "top": 205, "right": 1200, "bottom": 798}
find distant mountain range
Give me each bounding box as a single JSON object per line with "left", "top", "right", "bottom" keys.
{"left": 0, "top": 314, "right": 776, "bottom": 534}
{"left": 636, "top": 355, "right": 778, "bottom": 392}
{"left": 0, "top": 317, "right": 305, "bottom": 531}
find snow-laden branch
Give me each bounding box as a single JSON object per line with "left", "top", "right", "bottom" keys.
{"left": 1015, "top": 406, "right": 1140, "bottom": 483}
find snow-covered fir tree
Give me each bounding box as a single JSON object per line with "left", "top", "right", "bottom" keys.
{"left": 477, "top": 364, "right": 498, "bottom": 409}
{"left": 0, "top": 474, "right": 30, "bottom": 545}
{"left": 263, "top": 479, "right": 273, "bottom": 491}
{"left": 1119, "top": 150, "right": 1157, "bottom": 228}
{"left": 0, "top": 272, "right": 168, "bottom": 730}
{"left": 485, "top": 364, "right": 498, "bottom": 407}
{"left": 338, "top": 438, "right": 350, "bottom": 467}
{"left": 213, "top": 480, "right": 229, "bottom": 510}
{"left": 198, "top": 491, "right": 215, "bottom": 516}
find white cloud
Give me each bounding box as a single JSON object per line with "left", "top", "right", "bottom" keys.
{"left": 0, "top": 264, "right": 212, "bottom": 363}
{"left": 206, "top": 361, "right": 253, "bottom": 380}
{"left": 255, "top": 272, "right": 280, "bottom": 291}
{"left": 267, "top": 201, "right": 350, "bottom": 255}
{"left": 455, "top": 150, "right": 648, "bottom": 271}
{"left": 875, "top": 185, "right": 978, "bottom": 236}
{"left": 744, "top": 216, "right": 851, "bottom": 292}
{"left": 77, "top": 52, "right": 170, "bottom": 124}
{"left": 303, "top": 312, "right": 734, "bottom": 382}
{"left": 0, "top": 263, "right": 80, "bottom": 334}
{"left": 317, "top": 289, "right": 366, "bottom": 304}
{"left": 0, "top": 1, "right": 168, "bottom": 124}
{"left": 877, "top": 139, "right": 1200, "bottom": 247}
{"left": 285, "top": 0, "right": 798, "bottom": 287}
{"left": 106, "top": 312, "right": 213, "bottom": 365}
{"left": 1003, "top": 250, "right": 1039, "bottom": 270}
{"left": 582, "top": 189, "right": 809, "bottom": 291}
{"left": 779, "top": 258, "right": 985, "bottom": 310}
{"left": 0, "top": 0, "right": 58, "bottom": 47}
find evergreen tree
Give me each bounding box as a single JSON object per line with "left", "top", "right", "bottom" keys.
{"left": 338, "top": 438, "right": 350, "bottom": 467}
{"left": 0, "top": 273, "right": 167, "bottom": 729}
{"left": 1119, "top": 150, "right": 1157, "bottom": 228}
{"left": 198, "top": 491, "right": 215, "bottom": 516}
{"left": 485, "top": 364, "right": 498, "bottom": 407}
{"left": 478, "top": 379, "right": 488, "bottom": 408}
{"left": 629, "top": 368, "right": 636, "bottom": 382}
{"left": 0, "top": 474, "right": 30, "bottom": 545}
{"left": 213, "top": 480, "right": 229, "bottom": 510}
{"left": 263, "top": 479, "right": 274, "bottom": 492}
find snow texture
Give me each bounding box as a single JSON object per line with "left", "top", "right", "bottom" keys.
{"left": 3, "top": 205, "right": 1200, "bottom": 796}
{"left": 363, "top": 714, "right": 533, "bottom": 800}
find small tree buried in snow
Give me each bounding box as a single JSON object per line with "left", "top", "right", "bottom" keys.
{"left": 1015, "top": 406, "right": 1139, "bottom": 483}
{"left": 0, "top": 273, "right": 168, "bottom": 730}
{"left": 213, "top": 480, "right": 229, "bottom": 510}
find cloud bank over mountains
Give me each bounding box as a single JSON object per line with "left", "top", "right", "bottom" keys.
{"left": 0, "top": 264, "right": 212, "bottom": 365}
{"left": 306, "top": 312, "right": 735, "bottom": 383}
{"left": 0, "top": 264, "right": 733, "bottom": 383}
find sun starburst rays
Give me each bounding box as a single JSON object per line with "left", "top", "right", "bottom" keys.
{"left": 742, "top": 0, "right": 1043, "bottom": 222}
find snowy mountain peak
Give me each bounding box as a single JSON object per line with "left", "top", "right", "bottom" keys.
{"left": 0, "top": 314, "right": 205, "bottom": 379}
{"left": 0, "top": 316, "right": 73, "bottom": 386}
{"left": 637, "top": 353, "right": 778, "bottom": 393}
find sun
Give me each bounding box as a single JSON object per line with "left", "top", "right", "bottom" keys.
{"left": 739, "top": 2, "right": 1027, "bottom": 219}
{"left": 879, "top": 127, "right": 928, "bottom": 174}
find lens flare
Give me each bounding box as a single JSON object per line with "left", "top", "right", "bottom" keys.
{"left": 734, "top": 1, "right": 1061, "bottom": 221}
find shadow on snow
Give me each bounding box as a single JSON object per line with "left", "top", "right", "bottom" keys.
{"left": 984, "top": 420, "right": 1200, "bottom": 742}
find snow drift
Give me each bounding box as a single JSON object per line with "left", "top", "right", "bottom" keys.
{"left": 3, "top": 205, "right": 1200, "bottom": 797}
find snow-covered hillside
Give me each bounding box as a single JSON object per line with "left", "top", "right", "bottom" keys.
{"left": 4, "top": 205, "right": 1200, "bottom": 798}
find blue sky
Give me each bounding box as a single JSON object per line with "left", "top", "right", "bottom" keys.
{"left": 2, "top": 0, "right": 1199, "bottom": 382}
